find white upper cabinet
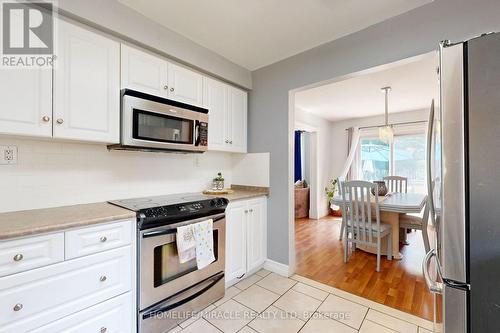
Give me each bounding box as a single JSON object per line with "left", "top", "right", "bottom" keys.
{"left": 205, "top": 77, "right": 228, "bottom": 151}
{"left": 205, "top": 81, "right": 248, "bottom": 153}
{"left": 168, "top": 63, "right": 203, "bottom": 106}
{"left": 53, "top": 20, "right": 120, "bottom": 143}
{"left": 121, "top": 45, "right": 203, "bottom": 106}
{"left": 121, "top": 44, "right": 168, "bottom": 98}
{"left": 228, "top": 87, "right": 248, "bottom": 153}
{"left": 0, "top": 67, "right": 52, "bottom": 138}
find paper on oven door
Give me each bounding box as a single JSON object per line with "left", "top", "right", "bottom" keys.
{"left": 176, "top": 224, "right": 196, "bottom": 263}
{"left": 192, "top": 219, "right": 216, "bottom": 269}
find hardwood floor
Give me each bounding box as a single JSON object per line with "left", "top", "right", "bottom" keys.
{"left": 295, "top": 215, "right": 435, "bottom": 321}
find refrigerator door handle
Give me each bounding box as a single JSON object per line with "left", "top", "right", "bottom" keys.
{"left": 422, "top": 249, "right": 444, "bottom": 294}
{"left": 426, "top": 99, "right": 436, "bottom": 224}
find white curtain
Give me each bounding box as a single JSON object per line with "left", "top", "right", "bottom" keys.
{"left": 340, "top": 126, "right": 360, "bottom": 179}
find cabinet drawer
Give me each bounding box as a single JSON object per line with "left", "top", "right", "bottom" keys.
{"left": 0, "top": 246, "right": 131, "bottom": 332}
{"left": 29, "top": 293, "right": 132, "bottom": 333}
{"left": 0, "top": 233, "right": 64, "bottom": 277}
{"left": 65, "top": 220, "right": 132, "bottom": 259}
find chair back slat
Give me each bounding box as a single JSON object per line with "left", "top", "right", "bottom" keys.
{"left": 384, "top": 176, "right": 408, "bottom": 193}
{"left": 341, "top": 180, "right": 381, "bottom": 245}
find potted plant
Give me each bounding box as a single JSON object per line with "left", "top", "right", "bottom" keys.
{"left": 212, "top": 172, "right": 225, "bottom": 191}
{"left": 325, "top": 178, "right": 342, "bottom": 217}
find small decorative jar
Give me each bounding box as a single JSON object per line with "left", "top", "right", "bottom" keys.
{"left": 212, "top": 172, "right": 225, "bottom": 191}
{"left": 371, "top": 180, "right": 388, "bottom": 196}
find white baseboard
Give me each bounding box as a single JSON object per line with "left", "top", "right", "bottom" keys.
{"left": 263, "top": 259, "right": 291, "bottom": 277}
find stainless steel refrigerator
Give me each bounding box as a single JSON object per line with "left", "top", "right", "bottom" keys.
{"left": 424, "top": 32, "right": 500, "bottom": 333}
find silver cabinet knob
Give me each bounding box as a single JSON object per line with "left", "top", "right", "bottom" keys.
{"left": 13, "top": 254, "right": 23, "bottom": 262}
{"left": 244, "top": 210, "right": 248, "bottom": 213}
{"left": 249, "top": 209, "right": 254, "bottom": 213}
{"left": 170, "top": 87, "right": 175, "bottom": 92}
{"left": 100, "top": 275, "right": 107, "bottom": 282}
{"left": 100, "top": 327, "right": 107, "bottom": 333}
{"left": 100, "top": 236, "right": 107, "bottom": 243}
{"left": 163, "top": 85, "right": 168, "bottom": 90}
{"left": 56, "top": 118, "right": 64, "bottom": 124}
{"left": 13, "top": 303, "right": 23, "bottom": 312}
{"left": 42, "top": 116, "right": 50, "bottom": 122}
{"left": 229, "top": 140, "right": 233, "bottom": 144}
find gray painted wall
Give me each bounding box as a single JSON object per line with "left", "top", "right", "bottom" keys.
{"left": 249, "top": 0, "right": 500, "bottom": 265}
{"left": 57, "top": 0, "right": 252, "bottom": 89}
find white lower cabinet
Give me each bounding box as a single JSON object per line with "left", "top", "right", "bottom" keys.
{"left": 29, "top": 292, "right": 131, "bottom": 333}
{"left": 225, "top": 197, "right": 267, "bottom": 286}
{"left": 0, "top": 220, "right": 135, "bottom": 333}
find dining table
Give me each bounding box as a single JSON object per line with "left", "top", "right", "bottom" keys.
{"left": 330, "top": 192, "right": 427, "bottom": 260}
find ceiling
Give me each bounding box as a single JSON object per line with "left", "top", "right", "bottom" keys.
{"left": 294, "top": 53, "right": 438, "bottom": 122}
{"left": 118, "top": 0, "right": 432, "bottom": 70}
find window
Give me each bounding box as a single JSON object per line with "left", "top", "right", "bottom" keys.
{"left": 356, "top": 131, "right": 426, "bottom": 193}
{"left": 358, "top": 138, "right": 390, "bottom": 181}
{"left": 394, "top": 134, "right": 426, "bottom": 193}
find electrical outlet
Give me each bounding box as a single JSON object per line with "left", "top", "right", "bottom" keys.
{"left": 0, "top": 146, "right": 18, "bottom": 165}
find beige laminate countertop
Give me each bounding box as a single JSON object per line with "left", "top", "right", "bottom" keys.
{"left": 203, "top": 185, "right": 269, "bottom": 202}
{"left": 0, "top": 185, "right": 269, "bottom": 241}
{"left": 0, "top": 202, "right": 136, "bottom": 240}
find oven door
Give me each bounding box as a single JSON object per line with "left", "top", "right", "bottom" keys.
{"left": 139, "top": 213, "right": 225, "bottom": 310}
{"left": 122, "top": 93, "right": 208, "bottom": 152}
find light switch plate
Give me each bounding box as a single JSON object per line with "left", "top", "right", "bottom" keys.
{"left": 0, "top": 146, "right": 18, "bottom": 165}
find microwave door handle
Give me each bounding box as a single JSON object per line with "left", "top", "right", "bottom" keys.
{"left": 142, "top": 272, "right": 224, "bottom": 320}
{"left": 194, "top": 120, "right": 201, "bottom": 146}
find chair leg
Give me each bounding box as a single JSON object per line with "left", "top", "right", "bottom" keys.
{"left": 387, "top": 232, "right": 392, "bottom": 260}
{"left": 376, "top": 237, "right": 381, "bottom": 272}
{"left": 343, "top": 233, "right": 349, "bottom": 263}
{"left": 339, "top": 219, "right": 345, "bottom": 241}
{"left": 422, "top": 227, "right": 431, "bottom": 254}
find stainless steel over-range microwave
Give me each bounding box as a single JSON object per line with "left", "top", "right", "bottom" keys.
{"left": 109, "top": 90, "right": 208, "bottom": 153}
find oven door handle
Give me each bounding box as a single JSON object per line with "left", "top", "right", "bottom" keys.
{"left": 142, "top": 272, "right": 224, "bottom": 319}
{"left": 142, "top": 214, "right": 225, "bottom": 238}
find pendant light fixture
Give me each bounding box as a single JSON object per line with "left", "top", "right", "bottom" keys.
{"left": 379, "top": 86, "right": 394, "bottom": 141}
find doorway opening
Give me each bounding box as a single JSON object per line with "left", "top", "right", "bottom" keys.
{"left": 288, "top": 51, "right": 438, "bottom": 321}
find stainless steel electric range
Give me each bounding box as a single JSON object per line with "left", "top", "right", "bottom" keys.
{"left": 109, "top": 193, "right": 228, "bottom": 333}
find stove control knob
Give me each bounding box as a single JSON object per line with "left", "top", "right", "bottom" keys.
{"left": 210, "top": 200, "right": 216, "bottom": 207}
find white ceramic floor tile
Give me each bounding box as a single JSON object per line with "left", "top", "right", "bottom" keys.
{"left": 273, "top": 289, "right": 322, "bottom": 321}
{"left": 214, "top": 287, "right": 242, "bottom": 307}
{"left": 289, "top": 274, "right": 336, "bottom": 293}
{"left": 255, "top": 269, "right": 272, "bottom": 277}
{"left": 366, "top": 309, "right": 418, "bottom": 333}
{"left": 418, "top": 328, "right": 434, "bottom": 333}
{"left": 292, "top": 282, "right": 329, "bottom": 301}
{"left": 317, "top": 294, "right": 368, "bottom": 330}
{"left": 359, "top": 320, "right": 397, "bottom": 333}
{"left": 299, "top": 313, "right": 357, "bottom": 333}
{"left": 168, "top": 325, "right": 182, "bottom": 333}
{"left": 239, "top": 326, "right": 258, "bottom": 333}
{"left": 256, "top": 273, "right": 296, "bottom": 295}
{"left": 205, "top": 299, "right": 257, "bottom": 333}
{"left": 180, "top": 304, "right": 216, "bottom": 328}
{"left": 181, "top": 319, "right": 221, "bottom": 333}
{"left": 233, "top": 285, "right": 281, "bottom": 312}
{"left": 234, "top": 274, "right": 263, "bottom": 290}
{"left": 248, "top": 306, "right": 305, "bottom": 333}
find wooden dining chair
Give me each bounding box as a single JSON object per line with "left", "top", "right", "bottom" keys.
{"left": 383, "top": 176, "right": 408, "bottom": 193}
{"left": 337, "top": 176, "right": 346, "bottom": 241}
{"left": 399, "top": 197, "right": 431, "bottom": 253}
{"left": 341, "top": 180, "right": 392, "bottom": 272}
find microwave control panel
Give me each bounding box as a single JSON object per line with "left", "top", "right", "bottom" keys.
{"left": 198, "top": 122, "right": 208, "bottom": 146}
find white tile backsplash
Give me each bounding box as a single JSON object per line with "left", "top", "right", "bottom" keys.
{"left": 0, "top": 137, "right": 235, "bottom": 212}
